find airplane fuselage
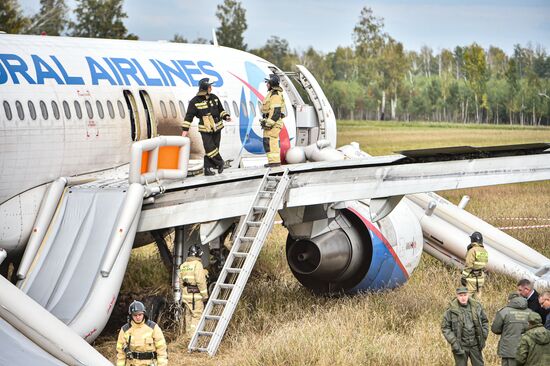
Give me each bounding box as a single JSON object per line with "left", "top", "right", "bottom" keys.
{"left": 1, "top": 34, "right": 333, "bottom": 252}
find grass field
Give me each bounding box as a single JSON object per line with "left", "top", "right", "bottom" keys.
{"left": 94, "top": 121, "right": 550, "bottom": 365}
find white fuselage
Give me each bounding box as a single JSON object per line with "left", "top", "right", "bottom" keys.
{"left": 0, "top": 34, "right": 318, "bottom": 252}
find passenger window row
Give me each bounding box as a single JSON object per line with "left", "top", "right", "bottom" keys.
{"left": 2, "top": 97, "right": 262, "bottom": 122}
{"left": 1, "top": 99, "right": 125, "bottom": 122}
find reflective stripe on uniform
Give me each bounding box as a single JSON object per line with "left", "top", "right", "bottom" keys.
{"left": 155, "top": 339, "right": 166, "bottom": 347}
{"left": 206, "top": 148, "right": 219, "bottom": 157}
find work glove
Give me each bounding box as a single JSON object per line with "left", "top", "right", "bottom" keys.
{"left": 260, "top": 118, "right": 270, "bottom": 129}
{"left": 461, "top": 277, "right": 467, "bottom": 286}
{"left": 453, "top": 348, "right": 465, "bottom": 356}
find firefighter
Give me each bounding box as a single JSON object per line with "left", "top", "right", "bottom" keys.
{"left": 182, "top": 78, "right": 231, "bottom": 176}
{"left": 116, "top": 300, "right": 168, "bottom": 366}
{"left": 180, "top": 244, "right": 209, "bottom": 337}
{"left": 260, "top": 74, "right": 286, "bottom": 167}
{"left": 461, "top": 231, "right": 488, "bottom": 300}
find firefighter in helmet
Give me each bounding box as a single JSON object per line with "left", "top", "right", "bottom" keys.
{"left": 461, "top": 232, "right": 489, "bottom": 300}
{"left": 116, "top": 300, "right": 167, "bottom": 366}
{"left": 260, "top": 74, "right": 286, "bottom": 167}
{"left": 182, "top": 78, "right": 231, "bottom": 176}
{"left": 180, "top": 244, "right": 209, "bottom": 337}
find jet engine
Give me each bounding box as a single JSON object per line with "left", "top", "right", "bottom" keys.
{"left": 283, "top": 200, "right": 423, "bottom": 294}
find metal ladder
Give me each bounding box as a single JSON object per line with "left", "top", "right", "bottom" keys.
{"left": 188, "top": 168, "right": 290, "bottom": 356}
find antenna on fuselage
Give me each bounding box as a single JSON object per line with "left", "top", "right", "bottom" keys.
{"left": 212, "top": 29, "right": 219, "bottom": 46}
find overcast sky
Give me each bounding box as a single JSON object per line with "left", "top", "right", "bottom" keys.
{"left": 19, "top": 0, "right": 550, "bottom": 54}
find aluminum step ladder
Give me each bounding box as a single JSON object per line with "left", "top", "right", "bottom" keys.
{"left": 188, "top": 168, "right": 290, "bottom": 356}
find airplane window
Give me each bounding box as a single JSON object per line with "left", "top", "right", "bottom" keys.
{"left": 169, "top": 101, "right": 177, "bottom": 118}
{"left": 16, "top": 101, "right": 24, "bottom": 120}
{"left": 179, "top": 101, "right": 186, "bottom": 117}
{"left": 28, "top": 101, "right": 37, "bottom": 120}
{"left": 96, "top": 100, "right": 104, "bottom": 119}
{"left": 107, "top": 100, "right": 115, "bottom": 119}
{"left": 85, "top": 100, "right": 93, "bottom": 119}
{"left": 40, "top": 100, "right": 48, "bottom": 120}
{"left": 240, "top": 101, "right": 248, "bottom": 118}
{"left": 74, "top": 101, "right": 82, "bottom": 119}
{"left": 223, "top": 101, "right": 230, "bottom": 114}
{"left": 3, "top": 101, "right": 12, "bottom": 121}
{"left": 232, "top": 101, "right": 239, "bottom": 117}
{"left": 117, "top": 100, "right": 125, "bottom": 119}
{"left": 62, "top": 101, "right": 71, "bottom": 119}
{"left": 160, "top": 101, "right": 168, "bottom": 118}
{"left": 51, "top": 101, "right": 60, "bottom": 120}
{"left": 249, "top": 101, "right": 256, "bottom": 118}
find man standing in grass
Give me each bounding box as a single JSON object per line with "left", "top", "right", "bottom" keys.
{"left": 491, "top": 293, "right": 531, "bottom": 366}
{"left": 515, "top": 312, "right": 550, "bottom": 366}
{"left": 517, "top": 279, "right": 548, "bottom": 325}
{"left": 442, "top": 287, "right": 489, "bottom": 366}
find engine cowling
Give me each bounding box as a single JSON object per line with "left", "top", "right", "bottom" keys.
{"left": 284, "top": 200, "right": 423, "bottom": 294}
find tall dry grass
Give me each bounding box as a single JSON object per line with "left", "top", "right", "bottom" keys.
{"left": 94, "top": 121, "right": 550, "bottom": 365}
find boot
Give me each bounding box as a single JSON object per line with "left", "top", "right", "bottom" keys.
{"left": 204, "top": 167, "right": 215, "bottom": 176}
{"left": 218, "top": 162, "right": 224, "bottom": 174}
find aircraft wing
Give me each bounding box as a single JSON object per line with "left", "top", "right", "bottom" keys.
{"left": 137, "top": 143, "right": 550, "bottom": 231}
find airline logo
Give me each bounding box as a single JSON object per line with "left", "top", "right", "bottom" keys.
{"left": 0, "top": 53, "right": 223, "bottom": 87}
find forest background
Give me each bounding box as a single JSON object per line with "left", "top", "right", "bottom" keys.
{"left": 3, "top": 0, "right": 550, "bottom": 125}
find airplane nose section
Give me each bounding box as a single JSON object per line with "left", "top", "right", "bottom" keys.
{"left": 287, "top": 230, "right": 352, "bottom": 280}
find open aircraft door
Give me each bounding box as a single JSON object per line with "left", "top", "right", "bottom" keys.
{"left": 295, "top": 65, "right": 336, "bottom": 147}
{"left": 123, "top": 90, "right": 141, "bottom": 141}
{"left": 276, "top": 65, "right": 337, "bottom": 148}
{"left": 139, "top": 90, "right": 157, "bottom": 138}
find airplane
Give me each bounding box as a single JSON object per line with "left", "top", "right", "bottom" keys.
{"left": 1, "top": 33, "right": 549, "bottom": 363}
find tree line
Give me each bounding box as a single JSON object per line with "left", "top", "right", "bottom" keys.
{"left": 2, "top": 0, "right": 549, "bottom": 125}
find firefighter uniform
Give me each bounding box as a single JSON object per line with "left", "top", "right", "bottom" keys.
{"left": 179, "top": 255, "right": 209, "bottom": 337}
{"left": 461, "top": 241, "right": 488, "bottom": 300}
{"left": 183, "top": 80, "right": 229, "bottom": 174}
{"left": 116, "top": 319, "right": 167, "bottom": 366}
{"left": 260, "top": 81, "right": 285, "bottom": 166}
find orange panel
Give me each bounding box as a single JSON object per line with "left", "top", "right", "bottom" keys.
{"left": 158, "top": 146, "right": 180, "bottom": 169}
{"left": 141, "top": 151, "right": 149, "bottom": 173}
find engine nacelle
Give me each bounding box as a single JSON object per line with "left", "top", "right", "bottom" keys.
{"left": 283, "top": 200, "right": 423, "bottom": 294}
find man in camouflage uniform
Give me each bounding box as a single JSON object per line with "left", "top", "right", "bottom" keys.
{"left": 260, "top": 74, "right": 285, "bottom": 167}
{"left": 182, "top": 78, "right": 231, "bottom": 176}
{"left": 442, "top": 287, "right": 489, "bottom": 366}
{"left": 461, "top": 232, "right": 489, "bottom": 300}
{"left": 180, "top": 244, "right": 209, "bottom": 337}
{"left": 116, "top": 300, "right": 167, "bottom": 366}
{"left": 491, "top": 293, "right": 532, "bottom": 366}
{"left": 515, "top": 312, "right": 550, "bottom": 366}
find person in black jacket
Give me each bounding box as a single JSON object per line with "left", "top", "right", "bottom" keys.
{"left": 517, "top": 279, "right": 548, "bottom": 324}
{"left": 182, "top": 78, "right": 231, "bottom": 176}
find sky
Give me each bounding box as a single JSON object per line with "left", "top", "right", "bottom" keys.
{"left": 19, "top": 0, "right": 550, "bottom": 55}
